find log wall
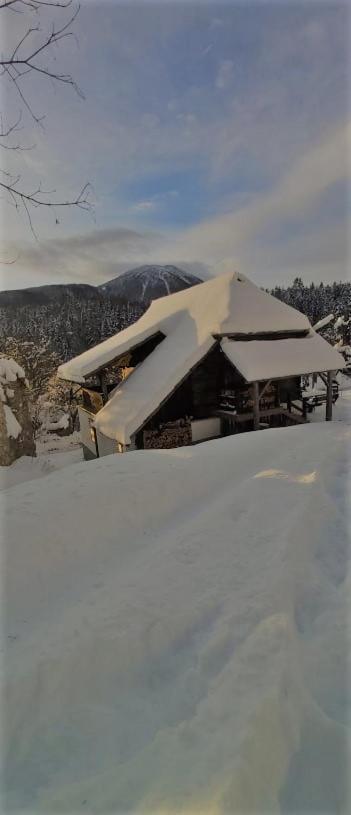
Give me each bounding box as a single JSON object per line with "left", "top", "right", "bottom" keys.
{"left": 143, "top": 419, "right": 192, "bottom": 449}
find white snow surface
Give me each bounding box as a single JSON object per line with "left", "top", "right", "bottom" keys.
{"left": 58, "top": 272, "right": 311, "bottom": 384}
{"left": 312, "top": 313, "right": 334, "bottom": 331}
{"left": 3, "top": 404, "right": 22, "bottom": 439}
{"left": 0, "top": 431, "right": 82, "bottom": 490}
{"left": 335, "top": 315, "right": 350, "bottom": 330}
{"left": 0, "top": 357, "right": 27, "bottom": 404}
{"left": 222, "top": 332, "right": 344, "bottom": 383}
{"left": 1, "top": 402, "right": 350, "bottom": 813}
{"left": 0, "top": 357, "right": 26, "bottom": 384}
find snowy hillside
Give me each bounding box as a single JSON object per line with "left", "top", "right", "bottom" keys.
{"left": 1, "top": 402, "right": 350, "bottom": 812}
{"left": 98, "top": 264, "right": 201, "bottom": 302}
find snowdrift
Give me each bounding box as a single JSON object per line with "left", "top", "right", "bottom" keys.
{"left": 1, "top": 421, "right": 350, "bottom": 812}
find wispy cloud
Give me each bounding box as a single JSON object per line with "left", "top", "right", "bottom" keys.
{"left": 215, "top": 60, "right": 234, "bottom": 90}
{"left": 153, "top": 120, "right": 350, "bottom": 283}
{"left": 1, "top": 1, "right": 349, "bottom": 289}
{"left": 132, "top": 201, "right": 157, "bottom": 212}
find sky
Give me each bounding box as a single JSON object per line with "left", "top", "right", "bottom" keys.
{"left": 0, "top": 0, "right": 350, "bottom": 291}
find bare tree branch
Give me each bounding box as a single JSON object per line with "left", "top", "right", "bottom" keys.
{"left": 0, "top": 176, "right": 93, "bottom": 237}
{"left": 0, "top": 0, "right": 93, "bottom": 237}
{"left": 0, "top": 110, "right": 35, "bottom": 149}
{"left": 0, "top": 0, "right": 73, "bottom": 11}
{"left": 1, "top": 4, "right": 84, "bottom": 119}
{"left": 0, "top": 179, "right": 93, "bottom": 210}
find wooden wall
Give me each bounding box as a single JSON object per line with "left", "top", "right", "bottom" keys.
{"left": 129, "top": 346, "right": 304, "bottom": 448}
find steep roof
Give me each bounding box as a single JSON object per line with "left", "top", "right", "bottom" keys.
{"left": 58, "top": 272, "right": 310, "bottom": 384}
{"left": 57, "top": 271, "right": 345, "bottom": 445}
{"left": 96, "top": 328, "right": 216, "bottom": 446}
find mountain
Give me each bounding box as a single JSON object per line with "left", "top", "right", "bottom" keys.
{"left": 0, "top": 266, "right": 202, "bottom": 309}
{"left": 0, "top": 283, "right": 103, "bottom": 309}
{"left": 98, "top": 265, "right": 202, "bottom": 302}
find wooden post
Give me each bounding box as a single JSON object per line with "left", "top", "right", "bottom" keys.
{"left": 252, "top": 381, "right": 260, "bottom": 430}
{"left": 326, "top": 371, "right": 333, "bottom": 421}
{"left": 99, "top": 371, "right": 109, "bottom": 405}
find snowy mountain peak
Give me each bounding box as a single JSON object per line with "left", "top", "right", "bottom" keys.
{"left": 98, "top": 265, "right": 202, "bottom": 302}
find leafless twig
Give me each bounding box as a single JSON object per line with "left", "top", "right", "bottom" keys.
{"left": 0, "top": 0, "right": 93, "bottom": 239}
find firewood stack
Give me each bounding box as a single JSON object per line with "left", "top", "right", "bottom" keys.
{"left": 143, "top": 418, "right": 192, "bottom": 449}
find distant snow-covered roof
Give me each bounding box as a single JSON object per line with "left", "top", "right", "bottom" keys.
{"left": 313, "top": 314, "right": 334, "bottom": 332}
{"left": 58, "top": 272, "right": 311, "bottom": 384}
{"left": 221, "top": 333, "right": 345, "bottom": 383}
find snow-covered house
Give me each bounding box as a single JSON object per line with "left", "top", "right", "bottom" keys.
{"left": 58, "top": 272, "right": 345, "bottom": 459}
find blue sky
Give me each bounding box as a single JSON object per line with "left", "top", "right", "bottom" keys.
{"left": 2, "top": 0, "right": 350, "bottom": 289}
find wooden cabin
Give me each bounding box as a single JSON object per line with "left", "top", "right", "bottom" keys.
{"left": 58, "top": 272, "right": 345, "bottom": 459}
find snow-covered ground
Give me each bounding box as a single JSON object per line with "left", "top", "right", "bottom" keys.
{"left": 0, "top": 394, "right": 350, "bottom": 813}
{"left": 0, "top": 432, "right": 82, "bottom": 491}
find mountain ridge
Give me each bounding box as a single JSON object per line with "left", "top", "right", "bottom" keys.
{"left": 98, "top": 264, "right": 201, "bottom": 301}
{"left": 0, "top": 265, "right": 202, "bottom": 308}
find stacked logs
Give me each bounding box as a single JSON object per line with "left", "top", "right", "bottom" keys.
{"left": 143, "top": 418, "right": 191, "bottom": 449}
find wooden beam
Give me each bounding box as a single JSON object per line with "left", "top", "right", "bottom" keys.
{"left": 259, "top": 380, "right": 272, "bottom": 400}
{"left": 326, "top": 371, "right": 333, "bottom": 421}
{"left": 290, "top": 401, "right": 304, "bottom": 414}
{"left": 252, "top": 381, "right": 260, "bottom": 430}
{"left": 215, "top": 407, "right": 307, "bottom": 426}
{"left": 216, "top": 330, "right": 310, "bottom": 341}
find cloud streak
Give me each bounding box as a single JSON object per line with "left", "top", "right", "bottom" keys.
{"left": 157, "top": 120, "right": 350, "bottom": 278}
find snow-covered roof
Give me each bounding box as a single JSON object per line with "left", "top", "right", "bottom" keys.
{"left": 313, "top": 314, "right": 334, "bottom": 332}
{"left": 221, "top": 333, "right": 345, "bottom": 383}
{"left": 57, "top": 272, "right": 345, "bottom": 445}
{"left": 58, "top": 272, "right": 310, "bottom": 384}
{"left": 95, "top": 329, "right": 216, "bottom": 446}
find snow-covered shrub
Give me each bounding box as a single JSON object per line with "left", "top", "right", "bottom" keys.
{"left": 0, "top": 357, "right": 36, "bottom": 465}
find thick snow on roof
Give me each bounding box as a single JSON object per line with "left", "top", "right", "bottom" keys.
{"left": 58, "top": 272, "right": 311, "bottom": 384}
{"left": 222, "top": 332, "right": 345, "bottom": 383}
{"left": 91, "top": 275, "right": 343, "bottom": 444}
{"left": 313, "top": 313, "right": 334, "bottom": 331}
{"left": 96, "top": 327, "right": 215, "bottom": 444}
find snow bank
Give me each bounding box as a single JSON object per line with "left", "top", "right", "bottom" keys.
{"left": 0, "top": 432, "right": 82, "bottom": 491}
{"left": 1, "top": 416, "right": 350, "bottom": 812}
